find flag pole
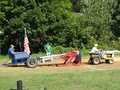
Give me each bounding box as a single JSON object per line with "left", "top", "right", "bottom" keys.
{"left": 24, "top": 28, "right": 26, "bottom": 34}
{"left": 19, "top": 41, "right": 22, "bottom": 52}
{"left": 24, "top": 28, "right": 30, "bottom": 55}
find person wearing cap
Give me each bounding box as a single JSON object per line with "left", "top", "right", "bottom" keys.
{"left": 91, "top": 44, "right": 103, "bottom": 58}
{"left": 8, "top": 45, "right": 16, "bottom": 58}
{"left": 44, "top": 42, "right": 52, "bottom": 56}
{"left": 91, "top": 44, "right": 99, "bottom": 52}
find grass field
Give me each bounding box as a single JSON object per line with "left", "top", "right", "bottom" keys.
{"left": 0, "top": 68, "right": 120, "bottom": 90}
{"left": 0, "top": 52, "right": 120, "bottom": 90}
{"left": 0, "top": 55, "right": 9, "bottom": 61}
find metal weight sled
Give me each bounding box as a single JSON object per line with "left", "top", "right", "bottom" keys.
{"left": 6, "top": 50, "right": 82, "bottom": 68}
{"left": 6, "top": 51, "right": 54, "bottom": 68}
{"left": 7, "top": 52, "right": 37, "bottom": 68}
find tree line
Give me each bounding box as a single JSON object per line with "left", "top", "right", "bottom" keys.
{"left": 0, "top": 0, "right": 120, "bottom": 54}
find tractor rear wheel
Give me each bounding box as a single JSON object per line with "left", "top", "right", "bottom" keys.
{"left": 91, "top": 56, "right": 100, "bottom": 65}
{"left": 24, "top": 62, "right": 27, "bottom": 66}
{"left": 26, "top": 57, "right": 37, "bottom": 68}
{"left": 88, "top": 59, "right": 92, "bottom": 64}
{"left": 88, "top": 57, "right": 93, "bottom": 64}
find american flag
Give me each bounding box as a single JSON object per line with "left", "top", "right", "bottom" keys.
{"left": 24, "top": 28, "right": 30, "bottom": 55}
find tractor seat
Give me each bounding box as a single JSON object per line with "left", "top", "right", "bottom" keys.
{"left": 89, "top": 52, "right": 104, "bottom": 59}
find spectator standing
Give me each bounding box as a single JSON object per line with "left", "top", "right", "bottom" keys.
{"left": 44, "top": 43, "right": 52, "bottom": 56}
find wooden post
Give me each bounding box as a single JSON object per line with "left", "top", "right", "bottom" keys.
{"left": 17, "top": 80, "right": 22, "bottom": 90}
{"left": 44, "top": 87, "right": 47, "bottom": 90}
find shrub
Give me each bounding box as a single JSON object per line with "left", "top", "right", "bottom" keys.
{"left": 52, "top": 46, "right": 70, "bottom": 54}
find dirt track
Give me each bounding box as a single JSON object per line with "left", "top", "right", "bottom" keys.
{"left": 0, "top": 56, "right": 120, "bottom": 71}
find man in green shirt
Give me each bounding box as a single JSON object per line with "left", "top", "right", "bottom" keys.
{"left": 44, "top": 43, "right": 52, "bottom": 56}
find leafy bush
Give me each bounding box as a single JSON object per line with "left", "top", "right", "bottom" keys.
{"left": 52, "top": 45, "right": 90, "bottom": 56}
{"left": 52, "top": 46, "right": 71, "bottom": 54}
{"left": 80, "top": 47, "right": 90, "bottom": 56}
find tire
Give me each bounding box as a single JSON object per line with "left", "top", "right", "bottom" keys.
{"left": 26, "top": 57, "right": 37, "bottom": 68}
{"left": 108, "top": 59, "right": 114, "bottom": 64}
{"left": 24, "top": 62, "right": 27, "bottom": 66}
{"left": 91, "top": 56, "right": 100, "bottom": 65}
{"left": 88, "top": 59, "right": 92, "bottom": 64}
{"left": 105, "top": 60, "right": 109, "bottom": 63}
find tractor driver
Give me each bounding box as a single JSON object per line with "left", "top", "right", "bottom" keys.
{"left": 91, "top": 44, "right": 103, "bottom": 58}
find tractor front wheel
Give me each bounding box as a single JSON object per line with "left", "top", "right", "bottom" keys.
{"left": 26, "top": 58, "right": 37, "bottom": 68}
{"left": 105, "top": 59, "right": 114, "bottom": 64}
{"left": 108, "top": 59, "right": 114, "bottom": 64}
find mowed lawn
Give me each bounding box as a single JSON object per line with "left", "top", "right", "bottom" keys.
{"left": 0, "top": 67, "right": 120, "bottom": 90}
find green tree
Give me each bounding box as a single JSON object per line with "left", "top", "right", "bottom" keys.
{"left": 111, "top": 0, "right": 120, "bottom": 37}
{"left": 82, "top": 0, "right": 115, "bottom": 48}
{"left": 0, "top": 0, "right": 74, "bottom": 54}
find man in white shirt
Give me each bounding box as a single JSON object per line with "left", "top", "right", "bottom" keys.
{"left": 91, "top": 44, "right": 99, "bottom": 52}
{"left": 91, "top": 44, "right": 103, "bottom": 58}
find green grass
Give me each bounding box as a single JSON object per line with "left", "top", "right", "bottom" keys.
{"left": 1, "top": 69, "right": 120, "bottom": 90}
{"left": 0, "top": 52, "right": 119, "bottom": 90}
{"left": 0, "top": 54, "right": 9, "bottom": 61}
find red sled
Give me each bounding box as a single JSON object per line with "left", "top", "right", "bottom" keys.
{"left": 56, "top": 51, "right": 82, "bottom": 67}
